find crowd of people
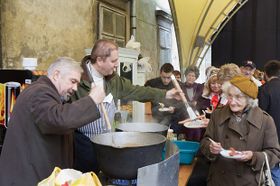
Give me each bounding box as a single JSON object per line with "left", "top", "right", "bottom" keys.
{"left": 144, "top": 59, "right": 280, "bottom": 186}
{"left": 0, "top": 38, "right": 280, "bottom": 186}
{"left": 0, "top": 39, "right": 181, "bottom": 185}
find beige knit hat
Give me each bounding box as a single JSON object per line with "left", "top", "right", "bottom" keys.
{"left": 230, "top": 75, "right": 258, "bottom": 99}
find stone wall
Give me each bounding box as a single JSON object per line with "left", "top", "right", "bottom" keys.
{"left": 1, "top": 0, "right": 97, "bottom": 69}
{"left": 135, "top": 0, "right": 160, "bottom": 80}
{"left": 0, "top": 0, "right": 167, "bottom": 78}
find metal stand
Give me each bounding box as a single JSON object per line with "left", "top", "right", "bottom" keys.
{"left": 137, "top": 140, "right": 179, "bottom": 186}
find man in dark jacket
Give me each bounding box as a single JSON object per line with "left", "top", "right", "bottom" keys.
{"left": 145, "top": 63, "right": 176, "bottom": 123}
{"left": 0, "top": 57, "right": 105, "bottom": 186}
{"left": 144, "top": 63, "right": 186, "bottom": 128}
{"left": 258, "top": 59, "right": 280, "bottom": 186}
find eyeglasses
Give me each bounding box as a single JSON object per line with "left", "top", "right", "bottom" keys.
{"left": 227, "top": 94, "right": 246, "bottom": 101}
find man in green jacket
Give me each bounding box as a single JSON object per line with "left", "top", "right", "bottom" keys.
{"left": 71, "top": 39, "right": 181, "bottom": 173}
{"left": 73, "top": 39, "right": 179, "bottom": 104}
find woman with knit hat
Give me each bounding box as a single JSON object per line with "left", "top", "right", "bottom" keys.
{"left": 186, "top": 73, "right": 226, "bottom": 186}
{"left": 200, "top": 75, "right": 280, "bottom": 186}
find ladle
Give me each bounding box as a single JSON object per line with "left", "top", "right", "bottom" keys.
{"left": 170, "top": 75, "right": 197, "bottom": 120}
{"left": 85, "top": 61, "right": 111, "bottom": 131}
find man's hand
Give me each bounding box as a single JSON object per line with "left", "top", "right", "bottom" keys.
{"left": 165, "top": 88, "right": 183, "bottom": 100}
{"left": 89, "top": 83, "right": 105, "bottom": 104}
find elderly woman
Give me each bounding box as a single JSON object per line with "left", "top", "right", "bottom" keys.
{"left": 200, "top": 75, "right": 280, "bottom": 186}
{"left": 217, "top": 63, "right": 241, "bottom": 83}
{"left": 183, "top": 65, "right": 204, "bottom": 109}
{"left": 179, "top": 66, "right": 204, "bottom": 141}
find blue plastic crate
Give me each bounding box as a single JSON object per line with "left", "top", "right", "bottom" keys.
{"left": 162, "top": 140, "right": 200, "bottom": 164}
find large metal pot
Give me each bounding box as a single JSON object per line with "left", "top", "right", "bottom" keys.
{"left": 116, "top": 122, "right": 169, "bottom": 136}
{"left": 91, "top": 132, "right": 166, "bottom": 179}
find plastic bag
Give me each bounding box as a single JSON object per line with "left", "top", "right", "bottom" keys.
{"left": 137, "top": 57, "right": 152, "bottom": 72}
{"left": 38, "top": 167, "right": 102, "bottom": 186}
{"left": 126, "top": 35, "right": 141, "bottom": 53}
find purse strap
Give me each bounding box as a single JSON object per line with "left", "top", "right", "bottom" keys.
{"left": 258, "top": 152, "right": 275, "bottom": 186}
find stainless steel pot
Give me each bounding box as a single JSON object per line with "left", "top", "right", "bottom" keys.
{"left": 91, "top": 132, "right": 166, "bottom": 179}
{"left": 116, "top": 122, "right": 169, "bottom": 136}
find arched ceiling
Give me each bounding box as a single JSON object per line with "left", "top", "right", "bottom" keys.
{"left": 169, "top": 0, "right": 248, "bottom": 68}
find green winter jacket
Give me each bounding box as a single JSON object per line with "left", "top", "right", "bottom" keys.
{"left": 72, "top": 72, "right": 167, "bottom": 104}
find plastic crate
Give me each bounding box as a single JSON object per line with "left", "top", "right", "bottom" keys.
{"left": 163, "top": 140, "right": 200, "bottom": 164}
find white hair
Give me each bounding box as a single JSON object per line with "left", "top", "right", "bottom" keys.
{"left": 47, "top": 57, "right": 83, "bottom": 76}
{"left": 222, "top": 81, "right": 258, "bottom": 108}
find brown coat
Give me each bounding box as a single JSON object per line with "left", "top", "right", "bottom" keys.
{"left": 201, "top": 106, "right": 280, "bottom": 186}
{"left": 0, "top": 76, "right": 100, "bottom": 186}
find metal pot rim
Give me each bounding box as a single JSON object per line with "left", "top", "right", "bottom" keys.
{"left": 116, "top": 122, "right": 169, "bottom": 133}
{"left": 91, "top": 132, "right": 166, "bottom": 149}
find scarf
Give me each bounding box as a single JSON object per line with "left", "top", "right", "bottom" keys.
{"left": 211, "top": 94, "right": 219, "bottom": 109}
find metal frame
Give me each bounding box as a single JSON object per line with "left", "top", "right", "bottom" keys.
{"left": 195, "top": 0, "right": 248, "bottom": 68}
{"left": 169, "top": 0, "right": 248, "bottom": 68}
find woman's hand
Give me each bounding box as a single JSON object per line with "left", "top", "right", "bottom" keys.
{"left": 209, "top": 141, "right": 223, "bottom": 155}
{"left": 236, "top": 151, "right": 253, "bottom": 162}
{"left": 178, "top": 114, "right": 209, "bottom": 126}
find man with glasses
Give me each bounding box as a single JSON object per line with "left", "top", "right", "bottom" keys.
{"left": 0, "top": 57, "right": 106, "bottom": 185}
{"left": 240, "top": 60, "right": 262, "bottom": 87}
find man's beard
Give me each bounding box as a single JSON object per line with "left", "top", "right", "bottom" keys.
{"left": 61, "top": 93, "right": 71, "bottom": 102}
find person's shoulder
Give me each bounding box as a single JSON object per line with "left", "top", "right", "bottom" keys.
{"left": 262, "top": 110, "right": 270, "bottom": 116}
{"left": 21, "top": 77, "right": 55, "bottom": 98}
{"left": 269, "top": 78, "right": 280, "bottom": 85}
{"left": 260, "top": 78, "right": 280, "bottom": 90}
{"left": 195, "top": 82, "right": 204, "bottom": 91}
{"left": 178, "top": 81, "right": 184, "bottom": 87}
{"left": 252, "top": 107, "right": 271, "bottom": 118}
{"left": 148, "top": 77, "right": 160, "bottom": 82}
{"left": 30, "top": 76, "right": 52, "bottom": 90}
{"left": 192, "top": 82, "right": 203, "bottom": 87}
{"left": 210, "top": 106, "right": 231, "bottom": 124}
{"left": 145, "top": 77, "right": 160, "bottom": 87}
{"left": 259, "top": 108, "right": 275, "bottom": 124}
{"left": 213, "top": 105, "right": 227, "bottom": 112}
{"left": 210, "top": 105, "right": 231, "bottom": 118}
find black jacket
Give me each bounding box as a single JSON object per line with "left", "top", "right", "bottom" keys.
{"left": 258, "top": 78, "right": 280, "bottom": 143}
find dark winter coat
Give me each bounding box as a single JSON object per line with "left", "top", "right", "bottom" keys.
{"left": 201, "top": 106, "right": 280, "bottom": 186}
{"left": 258, "top": 77, "right": 280, "bottom": 143}
{"left": 182, "top": 82, "right": 204, "bottom": 110}
{"left": 0, "top": 76, "right": 100, "bottom": 186}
